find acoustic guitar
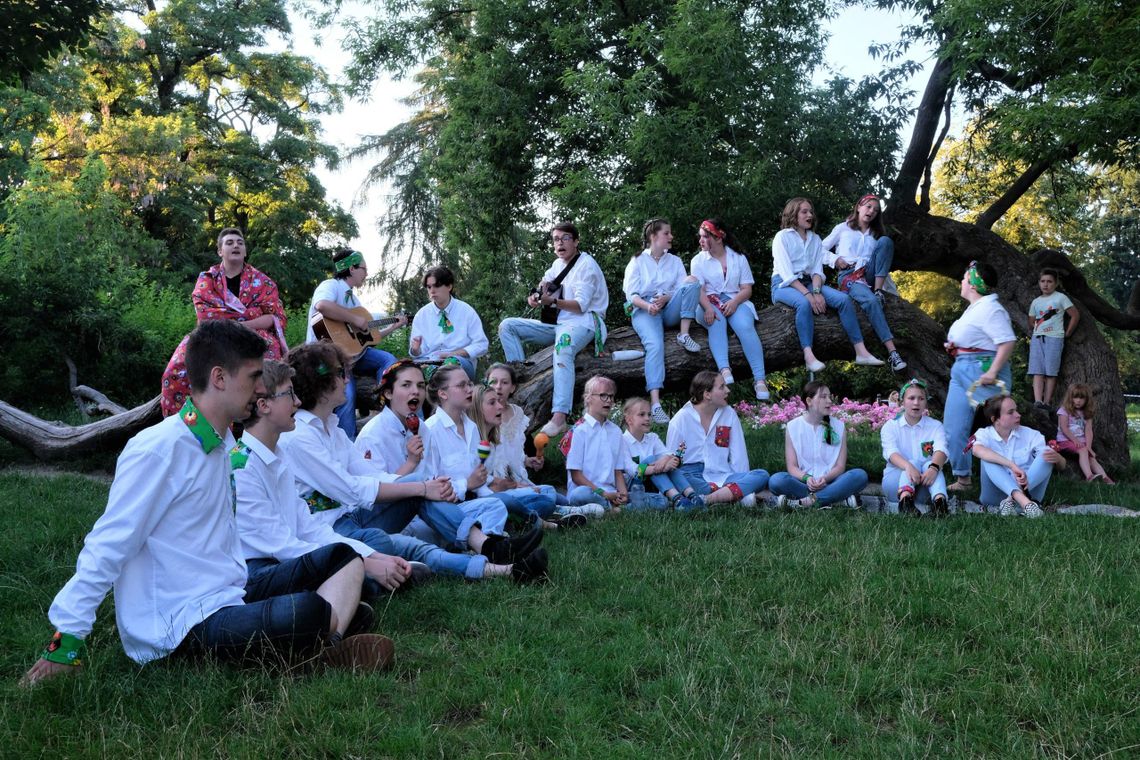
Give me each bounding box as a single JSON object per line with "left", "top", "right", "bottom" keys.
{"left": 310, "top": 307, "right": 409, "bottom": 359}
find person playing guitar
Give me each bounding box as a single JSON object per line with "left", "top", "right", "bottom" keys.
{"left": 305, "top": 248, "right": 408, "bottom": 439}
{"left": 497, "top": 222, "right": 609, "bottom": 438}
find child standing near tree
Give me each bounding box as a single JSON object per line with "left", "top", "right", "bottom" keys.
{"left": 1027, "top": 268, "right": 1079, "bottom": 406}
{"left": 1055, "top": 382, "right": 1114, "bottom": 483}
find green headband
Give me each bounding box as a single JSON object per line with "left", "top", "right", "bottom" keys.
{"left": 334, "top": 251, "right": 364, "bottom": 273}
{"left": 899, "top": 378, "right": 927, "bottom": 397}
{"left": 966, "top": 261, "right": 989, "bottom": 295}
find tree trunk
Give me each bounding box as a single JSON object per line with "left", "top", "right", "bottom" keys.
{"left": 512, "top": 296, "right": 952, "bottom": 429}
{"left": 0, "top": 395, "right": 162, "bottom": 461}
{"left": 887, "top": 204, "right": 1130, "bottom": 469}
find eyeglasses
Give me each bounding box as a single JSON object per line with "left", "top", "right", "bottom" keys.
{"left": 449, "top": 380, "right": 474, "bottom": 391}
{"left": 264, "top": 388, "right": 299, "bottom": 401}
{"left": 552, "top": 234, "right": 575, "bottom": 243}
{"left": 591, "top": 393, "right": 615, "bottom": 402}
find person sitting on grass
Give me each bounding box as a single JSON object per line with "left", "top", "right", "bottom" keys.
{"left": 665, "top": 370, "right": 770, "bottom": 508}
{"left": 355, "top": 359, "right": 431, "bottom": 478}
{"left": 1055, "top": 382, "right": 1113, "bottom": 484}
{"left": 280, "top": 344, "right": 547, "bottom": 582}
{"left": 970, "top": 395, "right": 1066, "bottom": 518}
{"left": 22, "top": 321, "right": 393, "bottom": 687}
{"left": 879, "top": 378, "right": 950, "bottom": 517}
{"left": 485, "top": 361, "right": 547, "bottom": 474}
{"left": 621, "top": 397, "right": 701, "bottom": 510}
{"left": 769, "top": 380, "right": 868, "bottom": 510}
{"left": 563, "top": 375, "right": 629, "bottom": 516}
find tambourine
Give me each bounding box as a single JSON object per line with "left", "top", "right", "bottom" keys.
{"left": 965, "top": 378, "right": 1008, "bottom": 408}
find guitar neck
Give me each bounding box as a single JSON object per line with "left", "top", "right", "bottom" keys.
{"left": 366, "top": 315, "right": 406, "bottom": 330}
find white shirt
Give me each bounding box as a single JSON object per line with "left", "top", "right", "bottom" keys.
{"left": 771, "top": 228, "right": 825, "bottom": 287}
{"left": 622, "top": 251, "right": 688, "bottom": 311}
{"left": 785, "top": 414, "right": 846, "bottom": 476}
{"left": 422, "top": 409, "right": 482, "bottom": 497}
{"left": 356, "top": 406, "right": 417, "bottom": 475}
{"left": 410, "top": 296, "right": 489, "bottom": 361}
{"left": 564, "top": 414, "right": 628, "bottom": 492}
{"left": 542, "top": 251, "right": 609, "bottom": 334}
{"left": 621, "top": 430, "right": 668, "bottom": 480}
{"left": 278, "top": 409, "right": 397, "bottom": 524}
{"left": 233, "top": 433, "right": 374, "bottom": 561}
{"left": 1028, "top": 292, "right": 1074, "bottom": 338}
{"left": 946, "top": 294, "right": 1017, "bottom": 351}
{"left": 306, "top": 278, "right": 357, "bottom": 344}
{"left": 665, "top": 402, "right": 750, "bottom": 487}
{"left": 880, "top": 413, "right": 948, "bottom": 476}
{"left": 821, "top": 222, "right": 878, "bottom": 269}
{"left": 488, "top": 403, "right": 530, "bottom": 481}
{"left": 48, "top": 410, "right": 246, "bottom": 665}
{"left": 973, "top": 425, "right": 1048, "bottom": 470}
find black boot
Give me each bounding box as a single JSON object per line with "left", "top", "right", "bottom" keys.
{"left": 511, "top": 547, "right": 549, "bottom": 584}
{"left": 898, "top": 493, "right": 918, "bottom": 516}
{"left": 481, "top": 522, "right": 543, "bottom": 564}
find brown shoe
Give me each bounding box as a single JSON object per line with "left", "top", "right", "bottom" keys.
{"left": 319, "top": 634, "right": 395, "bottom": 673}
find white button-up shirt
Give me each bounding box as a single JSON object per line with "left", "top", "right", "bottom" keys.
{"left": 973, "top": 425, "right": 1049, "bottom": 470}
{"left": 785, "top": 414, "right": 846, "bottom": 477}
{"left": 422, "top": 410, "right": 482, "bottom": 497}
{"left": 621, "top": 430, "right": 669, "bottom": 480}
{"left": 771, "top": 228, "right": 826, "bottom": 287}
{"left": 48, "top": 412, "right": 247, "bottom": 664}
{"left": 355, "top": 406, "right": 417, "bottom": 476}
{"left": 821, "top": 222, "right": 878, "bottom": 269}
{"left": 305, "top": 278, "right": 357, "bottom": 344}
{"left": 410, "top": 296, "right": 489, "bottom": 361}
{"left": 946, "top": 294, "right": 1017, "bottom": 350}
{"left": 278, "top": 409, "right": 397, "bottom": 524}
{"left": 666, "top": 402, "right": 751, "bottom": 487}
{"left": 622, "top": 250, "right": 688, "bottom": 310}
{"left": 233, "top": 433, "right": 374, "bottom": 562}
{"left": 564, "top": 414, "right": 628, "bottom": 491}
{"left": 542, "top": 251, "right": 609, "bottom": 334}
{"left": 880, "top": 413, "right": 948, "bottom": 477}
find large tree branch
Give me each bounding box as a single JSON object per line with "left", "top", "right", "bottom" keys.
{"left": 891, "top": 55, "right": 955, "bottom": 207}
{"left": 975, "top": 145, "right": 1078, "bottom": 229}
{"left": 920, "top": 84, "right": 955, "bottom": 211}
{"left": 974, "top": 60, "right": 1042, "bottom": 91}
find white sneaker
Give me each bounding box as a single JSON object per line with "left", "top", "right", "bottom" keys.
{"left": 1023, "top": 501, "right": 1044, "bottom": 519}
{"left": 740, "top": 493, "right": 757, "bottom": 508}
{"left": 999, "top": 497, "right": 1017, "bottom": 516}
{"left": 557, "top": 503, "right": 605, "bottom": 519}
{"left": 720, "top": 367, "right": 735, "bottom": 385}
{"left": 753, "top": 379, "right": 770, "bottom": 401}
{"left": 650, "top": 404, "right": 670, "bottom": 424}
{"left": 845, "top": 495, "right": 860, "bottom": 510}
{"left": 676, "top": 334, "right": 701, "bottom": 353}
{"left": 855, "top": 354, "right": 885, "bottom": 367}
{"left": 540, "top": 418, "right": 567, "bottom": 437}
{"left": 775, "top": 494, "right": 790, "bottom": 511}
{"left": 805, "top": 358, "right": 826, "bottom": 372}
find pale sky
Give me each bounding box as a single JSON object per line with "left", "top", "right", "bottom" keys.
{"left": 285, "top": 5, "right": 933, "bottom": 310}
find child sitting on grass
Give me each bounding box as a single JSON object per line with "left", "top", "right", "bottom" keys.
{"left": 564, "top": 375, "right": 629, "bottom": 516}
{"left": 622, "top": 397, "right": 700, "bottom": 510}
{"left": 769, "top": 380, "right": 868, "bottom": 510}
{"left": 1055, "top": 383, "right": 1113, "bottom": 483}
{"left": 970, "top": 395, "right": 1067, "bottom": 517}
{"left": 665, "top": 370, "right": 770, "bottom": 508}
{"left": 879, "top": 378, "right": 950, "bottom": 517}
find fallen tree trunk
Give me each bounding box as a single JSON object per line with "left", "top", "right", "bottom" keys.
{"left": 0, "top": 395, "right": 162, "bottom": 461}
{"left": 513, "top": 294, "right": 951, "bottom": 432}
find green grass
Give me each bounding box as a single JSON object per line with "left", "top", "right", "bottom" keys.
{"left": 3, "top": 425, "right": 1140, "bottom": 756}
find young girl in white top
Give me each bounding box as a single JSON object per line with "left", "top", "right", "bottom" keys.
{"left": 769, "top": 380, "right": 868, "bottom": 509}
{"left": 879, "top": 378, "right": 949, "bottom": 516}
{"left": 665, "top": 370, "right": 770, "bottom": 507}
{"left": 820, "top": 194, "right": 906, "bottom": 372}
{"left": 485, "top": 362, "right": 544, "bottom": 473}
{"left": 770, "top": 197, "right": 884, "bottom": 373}
{"left": 1055, "top": 383, "right": 1113, "bottom": 483}
{"left": 564, "top": 375, "right": 628, "bottom": 516}
{"left": 624, "top": 218, "right": 703, "bottom": 421}
{"left": 355, "top": 359, "right": 427, "bottom": 477}
{"left": 971, "top": 395, "right": 1066, "bottom": 517}
{"left": 621, "top": 397, "right": 700, "bottom": 511}
{"left": 690, "top": 218, "right": 770, "bottom": 400}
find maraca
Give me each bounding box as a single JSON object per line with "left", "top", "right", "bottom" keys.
{"left": 478, "top": 440, "right": 492, "bottom": 462}
{"left": 533, "top": 431, "right": 550, "bottom": 458}
{"left": 404, "top": 413, "right": 420, "bottom": 434}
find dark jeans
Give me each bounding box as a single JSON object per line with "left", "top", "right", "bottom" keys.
{"left": 176, "top": 543, "right": 360, "bottom": 662}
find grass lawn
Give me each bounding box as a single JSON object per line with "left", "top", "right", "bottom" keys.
{"left": 2, "top": 427, "right": 1139, "bottom": 756}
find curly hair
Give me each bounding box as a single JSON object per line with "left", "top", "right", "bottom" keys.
{"left": 287, "top": 342, "right": 348, "bottom": 411}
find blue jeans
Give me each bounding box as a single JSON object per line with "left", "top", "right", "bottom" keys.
{"left": 337, "top": 347, "right": 396, "bottom": 439}
{"left": 333, "top": 498, "right": 421, "bottom": 536}
{"left": 489, "top": 485, "right": 558, "bottom": 519}
{"left": 980, "top": 457, "right": 1053, "bottom": 509}
{"left": 627, "top": 484, "right": 670, "bottom": 511}
{"left": 331, "top": 523, "right": 485, "bottom": 581}
{"left": 631, "top": 282, "right": 700, "bottom": 392}
{"left": 881, "top": 468, "right": 948, "bottom": 514}
{"left": 178, "top": 543, "right": 358, "bottom": 661}
{"left": 678, "top": 462, "right": 770, "bottom": 497}
{"left": 640, "top": 453, "right": 692, "bottom": 496}
{"left": 696, "top": 293, "right": 766, "bottom": 380}
{"left": 420, "top": 496, "right": 508, "bottom": 549}
{"left": 499, "top": 318, "right": 597, "bottom": 415}
{"left": 567, "top": 485, "right": 609, "bottom": 507}
{"left": 771, "top": 275, "right": 864, "bottom": 348}
{"left": 945, "top": 353, "right": 1013, "bottom": 476}
{"left": 769, "top": 469, "right": 869, "bottom": 506}
{"left": 845, "top": 282, "right": 893, "bottom": 344}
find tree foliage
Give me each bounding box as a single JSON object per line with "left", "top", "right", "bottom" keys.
{"left": 0, "top": 0, "right": 105, "bottom": 85}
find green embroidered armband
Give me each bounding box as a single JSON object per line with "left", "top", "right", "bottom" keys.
{"left": 42, "top": 632, "right": 85, "bottom": 666}
{"left": 229, "top": 442, "right": 251, "bottom": 470}
{"left": 304, "top": 490, "right": 342, "bottom": 514}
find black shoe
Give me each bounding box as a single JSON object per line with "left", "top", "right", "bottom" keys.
{"left": 345, "top": 601, "right": 375, "bottom": 637}
{"left": 898, "top": 494, "right": 919, "bottom": 516}
{"left": 549, "top": 512, "right": 587, "bottom": 530}
{"left": 930, "top": 494, "right": 949, "bottom": 518}
{"left": 511, "top": 547, "right": 549, "bottom": 584}
{"left": 405, "top": 561, "right": 433, "bottom": 587}
{"left": 481, "top": 522, "right": 543, "bottom": 564}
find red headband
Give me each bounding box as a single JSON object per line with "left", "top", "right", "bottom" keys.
{"left": 859, "top": 194, "right": 880, "bottom": 205}
{"left": 700, "top": 220, "right": 725, "bottom": 240}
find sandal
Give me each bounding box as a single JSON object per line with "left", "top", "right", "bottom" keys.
{"left": 947, "top": 479, "right": 972, "bottom": 492}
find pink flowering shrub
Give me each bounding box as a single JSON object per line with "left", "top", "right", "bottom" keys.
{"left": 735, "top": 398, "right": 900, "bottom": 437}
